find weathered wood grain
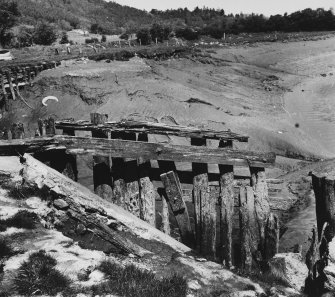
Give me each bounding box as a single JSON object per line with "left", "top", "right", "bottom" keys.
{"left": 138, "top": 133, "right": 156, "bottom": 226}
{"left": 91, "top": 113, "right": 113, "bottom": 203}
{"left": 239, "top": 186, "right": 252, "bottom": 272}
{"left": 161, "top": 171, "right": 194, "bottom": 246}
{"left": 56, "top": 119, "right": 249, "bottom": 142}
{"left": 0, "top": 136, "right": 276, "bottom": 167}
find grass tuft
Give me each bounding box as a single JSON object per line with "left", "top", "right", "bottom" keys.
{"left": 0, "top": 210, "right": 38, "bottom": 231}
{"left": 13, "top": 250, "right": 70, "bottom": 296}
{"left": 0, "top": 237, "right": 14, "bottom": 260}
{"left": 92, "top": 260, "right": 187, "bottom": 297}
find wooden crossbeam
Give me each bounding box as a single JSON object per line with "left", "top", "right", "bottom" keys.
{"left": 55, "top": 119, "right": 249, "bottom": 142}
{"left": 0, "top": 135, "right": 275, "bottom": 167}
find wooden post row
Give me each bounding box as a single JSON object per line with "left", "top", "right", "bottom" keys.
{"left": 191, "top": 138, "right": 216, "bottom": 260}
{"left": 90, "top": 113, "right": 113, "bottom": 203}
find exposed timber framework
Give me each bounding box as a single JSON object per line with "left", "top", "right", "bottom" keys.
{"left": 0, "top": 114, "right": 279, "bottom": 269}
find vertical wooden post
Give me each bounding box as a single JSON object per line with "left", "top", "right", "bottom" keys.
{"left": 38, "top": 118, "right": 56, "bottom": 136}
{"left": 239, "top": 186, "right": 252, "bottom": 272}
{"left": 91, "top": 113, "right": 113, "bottom": 203}
{"left": 0, "top": 74, "right": 9, "bottom": 111}
{"left": 312, "top": 173, "right": 335, "bottom": 242}
{"left": 26, "top": 67, "right": 32, "bottom": 86}
{"left": 38, "top": 119, "right": 47, "bottom": 136}
{"left": 264, "top": 213, "right": 279, "bottom": 261}
{"left": 61, "top": 124, "right": 78, "bottom": 181}
{"left": 160, "top": 191, "right": 171, "bottom": 235}
{"left": 123, "top": 133, "right": 140, "bottom": 218}
{"left": 219, "top": 139, "right": 234, "bottom": 267}
{"left": 10, "top": 123, "right": 25, "bottom": 139}
{"left": 192, "top": 138, "right": 216, "bottom": 259}
{"left": 250, "top": 166, "right": 270, "bottom": 257}
{"left": 160, "top": 171, "right": 193, "bottom": 246}
{"left": 138, "top": 133, "right": 156, "bottom": 226}
{"left": 5, "top": 71, "right": 15, "bottom": 100}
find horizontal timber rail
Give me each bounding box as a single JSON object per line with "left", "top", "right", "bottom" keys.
{"left": 55, "top": 119, "right": 249, "bottom": 142}
{"left": 0, "top": 135, "right": 275, "bottom": 167}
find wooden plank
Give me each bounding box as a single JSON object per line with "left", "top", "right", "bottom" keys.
{"left": 55, "top": 119, "right": 249, "bottom": 142}
{"left": 250, "top": 166, "right": 271, "bottom": 254}
{"left": 61, "top": 125, "right": 78, "bottom": 181}
{"left": 91, "top": 113, "right": 113, "bottom": 203}
{"left": 219, "top": 138, "right": 234, "bottom": 267}
{"left": 5, "top": 71, "right": 15, "bottom": 100}
{"left": 192, "top": 138, "right": 210, "bottom": 255}
{"left": 0, "top": 74, "right": 9, "bottom": 111}
{"left": 0, "top": 135, "right": 276, "bottom": 166}
{"left": 312, "top": 173, "right": 335, "bottom": 240}
{"left": 160, "top": 193, "right": 171, "bottom": 235}
{"left": 219, "top": 164, "right": 234, "bottom": 267}
{"left": 239, "top": 186, "right": 252, "bottom": 272}
{"left": 264, "top": 213, "right": 279, "bottom": 261}
{"left": 10, "top": 123, "right": 25, "bottom": 139}
{"left": 20, "top": 154, "right": 191, "bottom": 256}
{"left": 160, "top": 171, "right": 194, "bottom": 246}
{"left": 138, "top": 133, "right": 155, "bottom": 226}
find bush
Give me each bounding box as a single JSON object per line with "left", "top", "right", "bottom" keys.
{"left": 59, "top": 31, "right": 69, "bottom": 44}
{"left": 136, "top": 28, "right": 151, "bottom": 45}
{"left": 101, "top": 34, "right": 106, "bottom": 43}
{"left": 2, "top": 210, "right": 38, "bottom": 230}
{"left": 92, "top": 260, "right": 187, "bottom": 297}
{"left": 85, "top": 37, "right": 99, "bottom": 44}
{"left": 33, "top": 22, "right": 57, "bottom": 45}
{"left": 13, "top": 250, "right": 70, "bottom": 296}
{"left": 17, "top": 26, "right": 34, "bottom": 47}
{"left": 175, "top": 27, "right": 199, "bottom": 40}
{"left": 0, "top": 237, "right": 14, "bottom": 260}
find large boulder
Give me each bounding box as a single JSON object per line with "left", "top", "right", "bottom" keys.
{"left": 268, "top": 253, "right": 308, "bottom": 291}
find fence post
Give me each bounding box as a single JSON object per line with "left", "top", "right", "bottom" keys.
{"left": 10, "top": 123, "right": 25, "bottom": 139}
{"left": 5, "top": 70, "right": 15, "bottom": 101}
{"left": 249, "top": 166, "right": 270, "bottom": 256}
{"left": 192, "top": 138, "right": 216, "bottom": 259}
{"left": 161, "top": 171, "right": 193, "bottom": 246}
{"left": 239, "top": 186, "right": 253, "bottom": 272}
{"left": 138, "top": 133, "right": 156, "bottom": 226}
{"left": 91, "top": 113, "right": 113, "bottom": 203}
{"left": 0, "top": 73, "right": 9, "bottom": 111}
{"left": 312, "top": 172, "right": 335, "bottom": 242}
{"left": 219, "top": 139, "right": 234, "bottom": 268}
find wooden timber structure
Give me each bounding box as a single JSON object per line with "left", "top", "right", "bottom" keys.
{"left": 0, "top": 61, "right": 61, "bottom": 111}
{"left": 0, "top": 114, "right": 279, "bottom": 268}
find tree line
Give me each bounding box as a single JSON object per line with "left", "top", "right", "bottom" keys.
{"left": 151, "top": 7, "right": 335, "bottom": 37}
{"left": 1, "top": 0, "right": 335, "bottom": 47}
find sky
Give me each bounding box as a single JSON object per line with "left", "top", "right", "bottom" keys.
{"left": 111, "top": 0, "right": 334, "bottom": 16}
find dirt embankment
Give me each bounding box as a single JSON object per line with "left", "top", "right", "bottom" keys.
{"left": 3, "top": 36, "right": 335, "bottom": 160}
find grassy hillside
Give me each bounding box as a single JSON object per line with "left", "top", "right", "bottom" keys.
{"left": 15, "top": 0, "right": 154, "bottom": 34}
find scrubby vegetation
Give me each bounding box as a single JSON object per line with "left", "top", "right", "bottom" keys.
{"left": 0, "top": 210, "right": 38, "bottom": 230}
{"left": 0, "top": 237, "right": 14, "bottom": 260}
{"left": 92, "top": 260, "right": 188, "bottom": 297}
{"left": 13, "top": 250, "right": 70, "bottom": 296}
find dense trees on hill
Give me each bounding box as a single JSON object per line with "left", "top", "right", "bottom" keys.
{"left": 0, "top": 0, "right": 20, "bottom": 46}
{"left": 2, "top": 0, "right": 335, "bottom": 47}
{"left": 151, "top": 7, "right": 335, "bottom": 35}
